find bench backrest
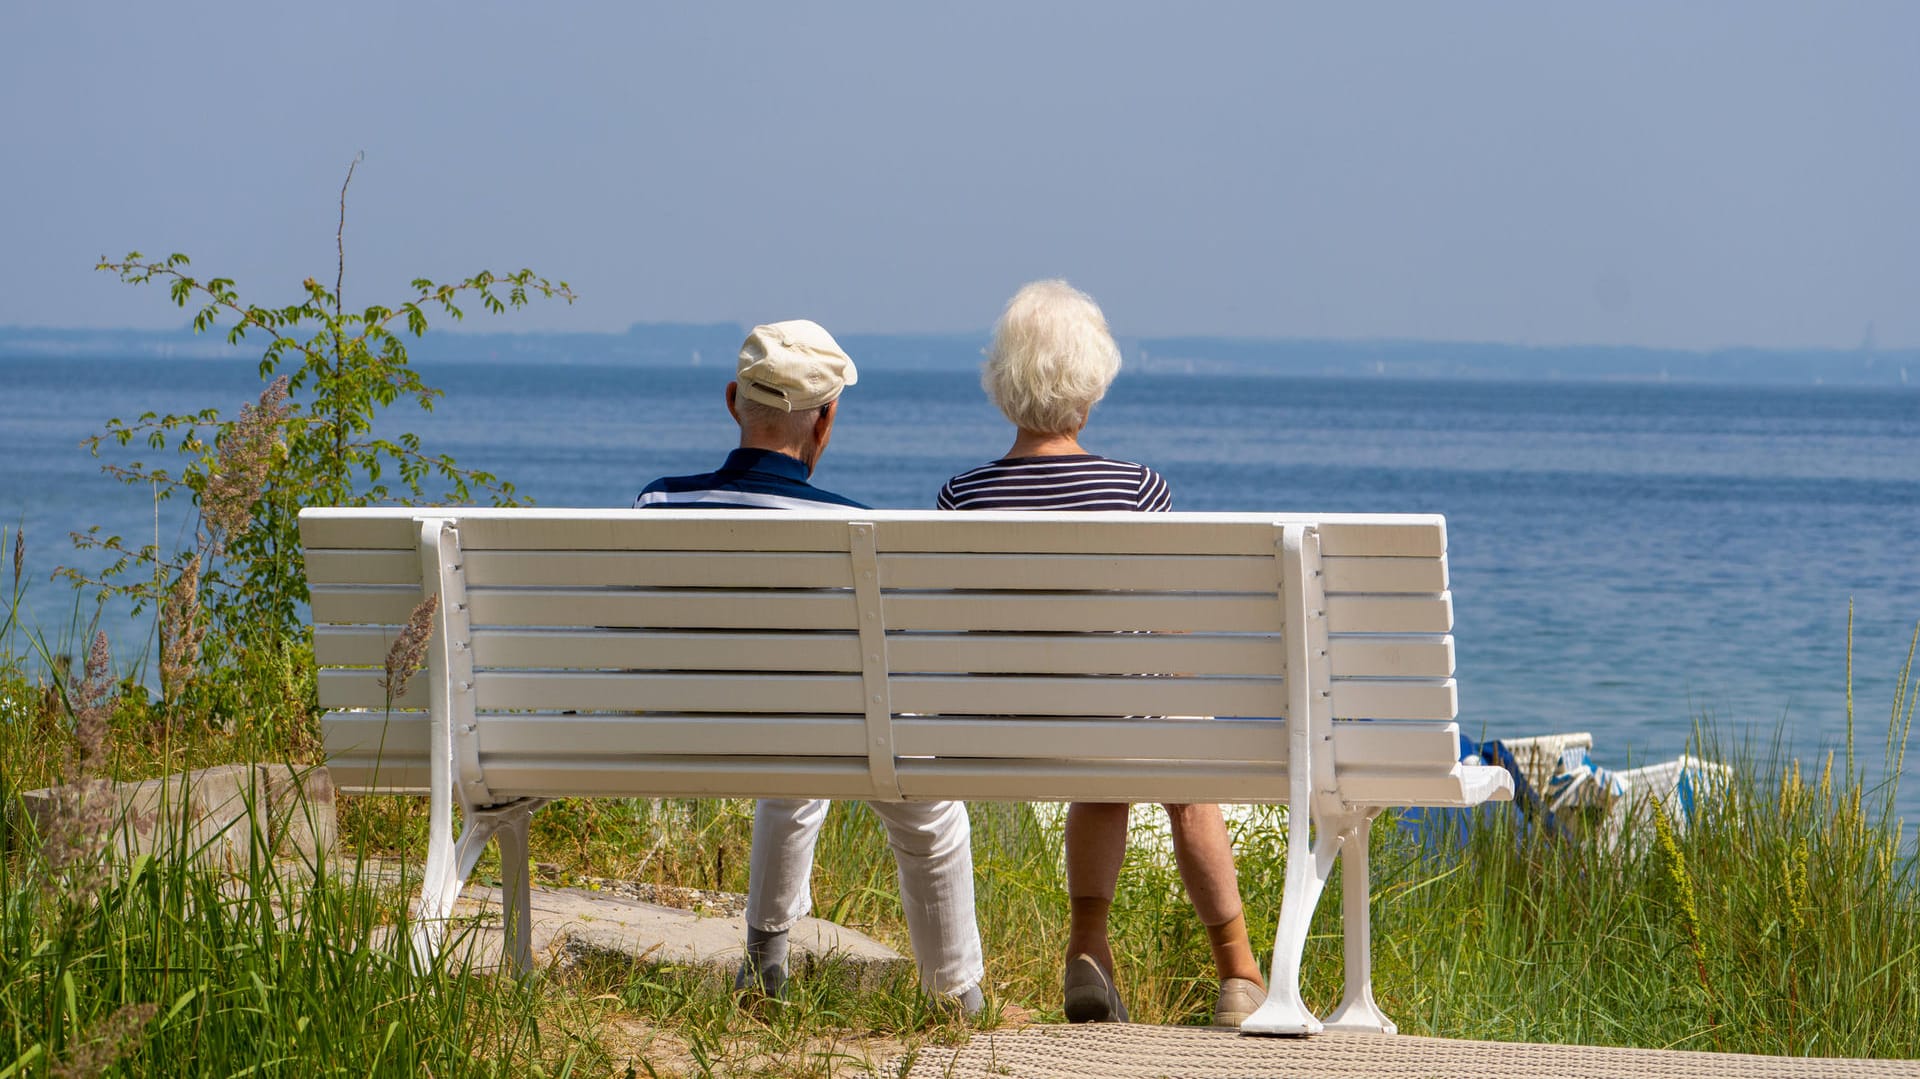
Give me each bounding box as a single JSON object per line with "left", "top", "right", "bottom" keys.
{"left": 303, "top": 508, "right": 1462, "bottom": 808}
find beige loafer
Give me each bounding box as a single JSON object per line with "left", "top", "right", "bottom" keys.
{"left": 1212, "top": 977, "right": 1266, "bottom": 1028}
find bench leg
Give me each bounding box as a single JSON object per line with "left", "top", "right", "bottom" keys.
{"left": 411, "top": 757, "right": 463, "bottom": 969}
{"left": 410, "top": 799, "right": 546, "bottom": 973}
{"left": 492, "top": 803, "right": 538, "bottom": 975}
{"left": 411, "top": 814, "right": 497, "bottom": 969}
{"left": 1322, "top": 812, "right": 1397, "bottom": 1034}
{"left": 1242, "top": 812, "right": 1346, "bottom": 1035}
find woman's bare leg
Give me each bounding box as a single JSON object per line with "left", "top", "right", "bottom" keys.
{"left": 1165, "top": 803, "right": 1265, "bottom": 986}
{"left": 1064, "top": 801, "right": 1129, "bottom": 973}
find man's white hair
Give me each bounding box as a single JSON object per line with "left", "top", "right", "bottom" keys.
{"left": 981, "top": 279, "right": 1122, "bottom": 435}
{"left": 737, "top": 395, "right": 825, "bottom": 441}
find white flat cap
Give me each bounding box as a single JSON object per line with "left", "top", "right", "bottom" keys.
{"left": 735, "top": 320, "right": 859, "bottom": 412}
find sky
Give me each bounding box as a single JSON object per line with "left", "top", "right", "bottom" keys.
{"left": 2, "top": 2, "right": 1916, "bottom": 350}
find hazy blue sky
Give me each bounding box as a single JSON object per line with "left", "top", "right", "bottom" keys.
{"left": 3, "top": 2, "right": 1915, "bottom": 348}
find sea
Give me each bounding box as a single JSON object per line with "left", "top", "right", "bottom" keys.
{"left": 5, "top": 353, "right": 1919, "bottom": 820}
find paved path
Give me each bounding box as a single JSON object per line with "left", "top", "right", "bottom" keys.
{"left": 895, "top": 1026, "right": 1920, "bottom": 1079}
{"left": 430, "top": 879, "right": 910, "bottom": 988}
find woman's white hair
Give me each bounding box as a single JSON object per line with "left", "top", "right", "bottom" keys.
{"left": 981, "top": 279, "right": 1123, "bottom": 435}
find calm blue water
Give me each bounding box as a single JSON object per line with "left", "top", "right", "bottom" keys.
{"left": 5, "top": 355, "right": 1919, "bottom": 818}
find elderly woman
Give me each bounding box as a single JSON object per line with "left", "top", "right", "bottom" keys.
{"left": 938, "top": 280, "right": 1268, "bottom": 1026}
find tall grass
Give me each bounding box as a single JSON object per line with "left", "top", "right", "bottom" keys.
{"left": 1357, "top": 724, "right": 1917, "bottom": 1056}
{"left": 4, "top": 522, "right": 1917, "bottom": 1071}
{"left": 0, "top": 840, "right": 576, "bottom": 1076}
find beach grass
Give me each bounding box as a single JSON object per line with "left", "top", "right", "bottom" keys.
{"left": 2, "top": 549, "right": 1916, "bottom": 1073}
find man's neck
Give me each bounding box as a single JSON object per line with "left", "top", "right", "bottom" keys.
{"left": 737, "top": 437, "right": 813, "bottom": 472}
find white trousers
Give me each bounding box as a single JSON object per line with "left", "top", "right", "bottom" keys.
{"left": 745, "top": 797, "right": 983, "bottom": 998}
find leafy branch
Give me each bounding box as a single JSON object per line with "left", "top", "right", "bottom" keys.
{"left": 70, "top": 233, "right": 572, "bottom": 698}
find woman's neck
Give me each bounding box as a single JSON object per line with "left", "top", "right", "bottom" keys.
{"left": 1005, "top": 428, "right": 1087, "bottom": 458}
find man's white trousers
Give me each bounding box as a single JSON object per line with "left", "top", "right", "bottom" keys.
{"left": 745, "top": 797, "right": 984, "bottom": 998}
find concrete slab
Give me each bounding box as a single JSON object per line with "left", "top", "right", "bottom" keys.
{"left": 428, "top": 881, "right": 911, "bottom": 990}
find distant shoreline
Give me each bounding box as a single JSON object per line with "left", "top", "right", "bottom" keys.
{"left": 2, "top": 323, "right": 1915, "bottom": 387}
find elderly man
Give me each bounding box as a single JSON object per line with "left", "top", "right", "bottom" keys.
{"left": 635, "top": 320, "right": 985, "bottom": 1015}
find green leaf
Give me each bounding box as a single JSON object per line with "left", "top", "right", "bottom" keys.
{"left": 162, "top": 984, "right": 201, "bottom": 1025}
{"left": 0, "top": 1044, "right": 45, "bottom": 1079}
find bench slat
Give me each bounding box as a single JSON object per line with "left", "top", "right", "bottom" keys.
{"left": 313, "top": 625, "right": 407, "bottom": 667}
{"left": 1321, "top": 556, "right": 1448, "bottom": 594}
{"left": 889, "top": 715, "right": 1288, "bottom": 761}
{"left": 885, "top": 634, "right": 1284, "bottom": 676}
{"left": 306, "top": 549, "right": 419, "bottom": 587}
{"left": 892, "top": 716, "right": 1459, "bottom": 766}
{"left": 326, "top": 710, "right": 867, "bottom": 767}
{"left": 322, "top": 711, "right": 430, "bottom": 793}
{"left": 479, "top": 713, "right": 866, "bottom": 756}
{"left": 328, "top": 711, "right": 871, "bottom": 762}
{"left": 1331, "top": 719, "right": 1463, "bottom": 767}
{"left": 324, "top": 759, "right": 433, "bottom": 794}
{"left": 314, "top": 627, "right": 1449, "bottom": 681}
{"left": 316, "top": 668, "right": 1453, "bottom": 719}
{"left": 476, "top": 630, "right": 861, "bottom": 672}
{"left": 480, "top": 671, "right": 866, "bottom": 713}
{"left": 306, "top": 553, "right": 1450, "bottom": 607}
{"left": 449, "top": 516, "right": 867, "bottom": 553}
{"left": 324, "top": 710, "right": 428, "bottom": 754}
{"left": 315, "top": 626, "right": 866, "bottom": 671}
{"left": 469, "top": 590, "right": 857, "bottom": 630}
{"left": 299, "top": 513, "right": 421, "bottom": 550}
{"left": 318, "top": 670, "right": 431, "bottom": 709}
{"left": 468, "top": 672, "right": 1291, "bottom": 719}
{"left": 890, "top": 675, "right": 1285, "bottom": 718}
{"left": 322, "top": 711, "right": 1468, "bottom": 796}
{"left": 322, "top": 669, "right": 870, "bottom": 713}
{"left": 465, "top": 590, "right": 1287, "bottom": 634}
{"left": 1311, "top": 522, "right": 1445, "bottom": 558}
{"left": 299, "top": 508, "right": 1446, "bottom": 555}
{"left": 315, "top": 628, "right": 1451, "bottom": 683}
{"left": 323, "top": 714, "right": 1458, "bottom": 767}
{"left": 1330, "top": 678, "right": 1457, "bottom": 721}
{"left": 315, "top": 550, "right": 1299, "bottom": 594}
{"left": 903, "top": 762, "right": 1489, "bottom": 806}
{"left": 883, "top": 593, "right": 1284, "bottom": 633}
{"left": 311, "top": 584, "right": 424, "bottom": 626}
{"left": 323, "top": 668, "right": 1374, "bottom": 719}
{"left": 878, "top": 553, "right": 1276, "bottom": 592}
{"left": 315, "top": 587, "right": 1299, "bottom": 635}
{"left": 1327, "top": 636, "right": 1455, "bottom": 679}
{"left": 1338, "top": 764, "right": 1507, "bottom": 806}
{"left": 466, "top": 550, "right": 857, "bottom": 589}
{"left": 1326, "top": 593, "right": 1452, "bottom": 634}
{"left": 895, "top": 760, "right": 1292, "bottom": 803}
{"left": 337, "top": 758, "right": 1497, "bottom": 807}
{"left": 877, "top": 518, "right": 1444, "bottom": 558}
{"left": 473, "top": 757, "right": 1282, "bottom": 803}
{"left": 480, "top": 757, "right": 880, "bottom": 800}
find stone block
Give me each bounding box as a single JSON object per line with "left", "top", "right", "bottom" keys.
{"left": 255, "top": 763, "right": 337, "bottom": 866}
{"left": 20, "top": 763, "right": 337, "bottom": 873}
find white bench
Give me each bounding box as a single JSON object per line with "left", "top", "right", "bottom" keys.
{"left": 301, "top": 507, "right": 1512, "bottom": 1036}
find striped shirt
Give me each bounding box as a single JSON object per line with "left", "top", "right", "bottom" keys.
{"left": 937, "top": 454, "right": 1172, "bottom": 512}
{"left": 636, "top": 448, "right": 867, "bottom": 510}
